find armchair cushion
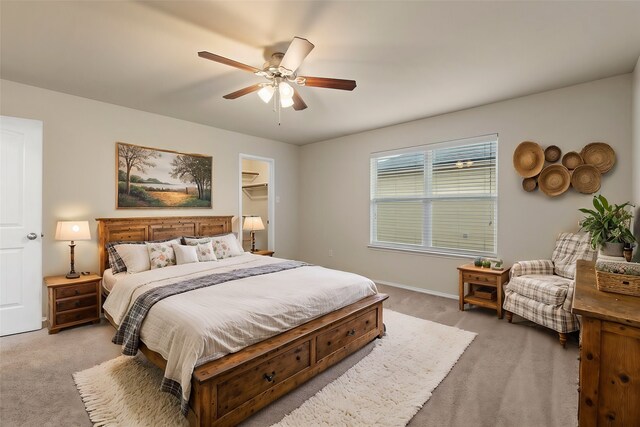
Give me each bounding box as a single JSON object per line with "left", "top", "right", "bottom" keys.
{"left": 552, "top": 232, "right": 595, "bottom": 279}
{"left": 506, "top": 274, "right": 573, "bottom": 306}
{"left": 510, "top": 260, "right": 554, "bottom": 279}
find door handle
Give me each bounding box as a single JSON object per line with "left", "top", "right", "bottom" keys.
{"left": 27, "top": 233, "right": 38, "bottom": 240}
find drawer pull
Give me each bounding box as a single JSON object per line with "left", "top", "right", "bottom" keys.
{"left": 75, "top": 301, "right": 80, "bottom": 307}
{"left": 75, "top": 289, "right": 80, "bottom": 295}
{"left": 263, "top": 371, "right": 276, "bottom": 383}
{"left": 347, "top": 329, "right": 356, "bottom": 337}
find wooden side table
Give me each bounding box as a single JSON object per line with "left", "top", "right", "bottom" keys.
{"left": 252, "top": 249, "right": 274, "bottom": 257}
{"left": 45, "top": 273, "right": 102, "bottom": 334}
{"left": 458, "top": 264, "right": 510, "bottom": 318}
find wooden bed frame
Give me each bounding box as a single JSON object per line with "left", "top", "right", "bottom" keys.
{"left": 96, "top": 216, "right": 387, "bottom": 427}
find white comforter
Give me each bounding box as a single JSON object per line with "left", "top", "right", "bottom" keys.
{"left": 103, "top": 253, "right": 378, "bottom": 406}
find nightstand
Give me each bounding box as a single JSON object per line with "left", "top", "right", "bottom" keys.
{"left": 252, "top": 249, "right": 274, "bottom": 257}
{"left": 457, "top": 264, "right": 510, "bottom": 319}
{"left": 45, "top": 273, "right": 102, "bottom": 334}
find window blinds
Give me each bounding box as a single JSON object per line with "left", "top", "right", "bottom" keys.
{"left": 370, "top": 135, "right": 497, "bottom": 256}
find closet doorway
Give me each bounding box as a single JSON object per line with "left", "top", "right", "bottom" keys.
{"left": 239, "top": 155, "right": 274, "bottom": 253}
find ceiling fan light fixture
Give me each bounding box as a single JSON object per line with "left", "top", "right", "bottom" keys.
{"left": 279, "top": 82, "right": 294, "bottom": 100}
{"left": 280, "top": 96, "right": 294, "bottom": 108}
{"left": 257, "top": 85, "right": 275, "bottom": 103}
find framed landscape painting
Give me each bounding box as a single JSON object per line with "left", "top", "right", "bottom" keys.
{"left": 116, "top": 142, "right": 212, "bottom": 208}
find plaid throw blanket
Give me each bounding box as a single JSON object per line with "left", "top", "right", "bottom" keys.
{"left": 113, "top": 260, "right": 309, "bottom": 356}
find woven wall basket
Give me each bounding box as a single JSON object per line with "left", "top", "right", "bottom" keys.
{"left": 581, "top": 142, "right": 615, "bottom": 174}
{"left": 562, "top": 151, "right": 584, "bottom": 170}
{"left": 513, "top": 141, "right": 545, "bottom": 178}
{"left": 538, "top": 164, "right": 570, "bottom": 196}
{"left": 544, "top": 145, "right": 561, "bottom": 163}
{"left": 571, "top": 164, "right": 601, "bottom": 194}
{"left": 522, "top": 177, "right": 538, "bottom": 192}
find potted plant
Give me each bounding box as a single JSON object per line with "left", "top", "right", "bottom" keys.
{"left": 579, "top": 194, "right": 636, "bottom": 257}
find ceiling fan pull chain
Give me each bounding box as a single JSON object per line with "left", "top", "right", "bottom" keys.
{"left": 276, "top": 87, "right": 282, "bottom": 125}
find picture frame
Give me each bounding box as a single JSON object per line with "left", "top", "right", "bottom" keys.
{"left": 116, "top": 142, "right": 213, "bottom": 209}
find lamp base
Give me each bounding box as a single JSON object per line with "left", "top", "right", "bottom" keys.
{"left": 65, "top": 272, "right": 80, "bottom": 279}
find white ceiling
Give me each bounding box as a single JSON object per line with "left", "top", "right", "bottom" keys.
{"left": 2, "top": 1, "right": 640, "bottom": 145}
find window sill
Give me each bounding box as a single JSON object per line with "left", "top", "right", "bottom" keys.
{"left": 367, "top": 244, "right": 496, "bottom": 260}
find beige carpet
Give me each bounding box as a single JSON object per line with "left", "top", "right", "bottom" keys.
{"left": 0, "top": 284, "right": 580, "bottom": 427}
{"left": 73, "top": 310, "right": 475, "bottom": 427}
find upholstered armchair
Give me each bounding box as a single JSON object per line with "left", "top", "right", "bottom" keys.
{"left": 503, "top": 232, "right": 596, "bottom": 347}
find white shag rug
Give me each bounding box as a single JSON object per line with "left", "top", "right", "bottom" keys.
{"left": 74, "top": 310, "right": 475, "bottom": 427}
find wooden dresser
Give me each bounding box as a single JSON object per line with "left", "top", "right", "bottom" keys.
{"left": 573, "top": 260, "right": 640, "bottom": 426}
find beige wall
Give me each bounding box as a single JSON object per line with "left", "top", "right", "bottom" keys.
{"left": 299, "top": 75, "right": 633, "bottom": 297}
{"left": 0, "top": 79, "right": 299, "bottom": 314}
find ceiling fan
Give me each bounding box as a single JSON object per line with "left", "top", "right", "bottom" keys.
{"left": 198, "top": 37, "right": 356, "bottom": 113}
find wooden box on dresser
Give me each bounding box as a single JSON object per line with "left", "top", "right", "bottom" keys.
{"left": 45, "top": 274, "right": 102, "bottom": 334}
{"left": 573, "top": 260, "right": 640, "bottom": 426}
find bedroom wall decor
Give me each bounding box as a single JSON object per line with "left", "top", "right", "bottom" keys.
{"left": 116, "top": 142, "right": 212, "bottom": 208}
{"left": 513, "top": 141, "right": 616, "bottom": 197}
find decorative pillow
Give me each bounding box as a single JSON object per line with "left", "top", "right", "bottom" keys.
{"left": 184, "top": 234, "right": 243, "bottom": 259}
{"left": 193, "top": 241, "right": 217, "bottom": 262}
{"left": 212, "top": 234, "right": 244, "bottom": 259}
{"left": 172, "top": 244, "right": 199, "bottom": 265}
{"left": 146, "top": 241, "right": 179, "bottom": 269}
{"left": 106, "top": 238, "right": 178, "bottom": 274}
{"left": 114, "top": 244, "right": 151, "bottom": 273}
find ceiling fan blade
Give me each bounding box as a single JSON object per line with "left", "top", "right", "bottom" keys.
{"left": 223, "top": 84, "right": 262, "bottom": 99}
{"left": 198, "top": 51, "right": 261, "bottom": 74}
{"left": 291, "top": 88, "right": 308, "bottom": 111}
{"left": 298, "top": 76, "right": 357, "bottom": 91}
{"left": 278, "top": 37, "right": 315, "bottom": 76}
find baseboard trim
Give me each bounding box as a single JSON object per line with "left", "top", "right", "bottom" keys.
{"left": 373, "top": 279, "right": 458, "bottom": 300}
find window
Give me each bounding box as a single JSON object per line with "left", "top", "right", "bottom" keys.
{"left": 370, "top": 134, "right": 497, "bottom": 257}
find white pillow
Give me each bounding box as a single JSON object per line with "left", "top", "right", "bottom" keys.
{"left": 146, "top": 239, "right": 181, "bottom": 269}
{"left": 232, "top": 234, "right": 245, "bottom": 254}
{"left": 114, "top": 244, "right": 151, "bottom": 273}
{"left": 172, "top": 244, "right": 199, "bottom": 265}
{"left": 193, "top": 241, "right": 217, "bottom": 262}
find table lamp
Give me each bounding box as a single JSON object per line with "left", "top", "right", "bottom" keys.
{"left": 243, "top": 216, "right": 265, "bottom": 253}
{"left": 55, "top": 221, "right": 91, "bottom": 279}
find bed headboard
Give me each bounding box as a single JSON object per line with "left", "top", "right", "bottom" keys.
{"left": 96, "top": 216, "right": 233, "bottom": 276}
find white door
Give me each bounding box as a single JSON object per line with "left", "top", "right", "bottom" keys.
{"left": 0, "top": 116, "right": 43, "bottom": 336}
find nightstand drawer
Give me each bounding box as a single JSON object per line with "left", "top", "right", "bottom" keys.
{"left": 56, "top": 306, "right": 97, "bottom": 325}
{"left": 56, "top": 293, "right": 97, "bottom": 312}
{"left": 463, "top": 272, "right": 497, "bottom": 285}
{"left": 56, "top": 282, "right": 97, "bottom": 299}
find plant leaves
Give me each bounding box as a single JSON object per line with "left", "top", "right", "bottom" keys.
{"left": 593, "top": 196, "right": 604, "bottom": 214}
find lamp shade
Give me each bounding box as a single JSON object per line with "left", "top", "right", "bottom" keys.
{"left": 257, "top": 85, "right": 274, "bottom": 103}
{"left": 55, "top": 221, "right": 91, "bottom": 241}
{"left": 279, "top": 82, "right": 294, "bottom": 99}
{"left": 243, "top": 216, "right": 265, "bottom": 232}
{"left": 280, "top": 96, "right": 294, "bottom": 108}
